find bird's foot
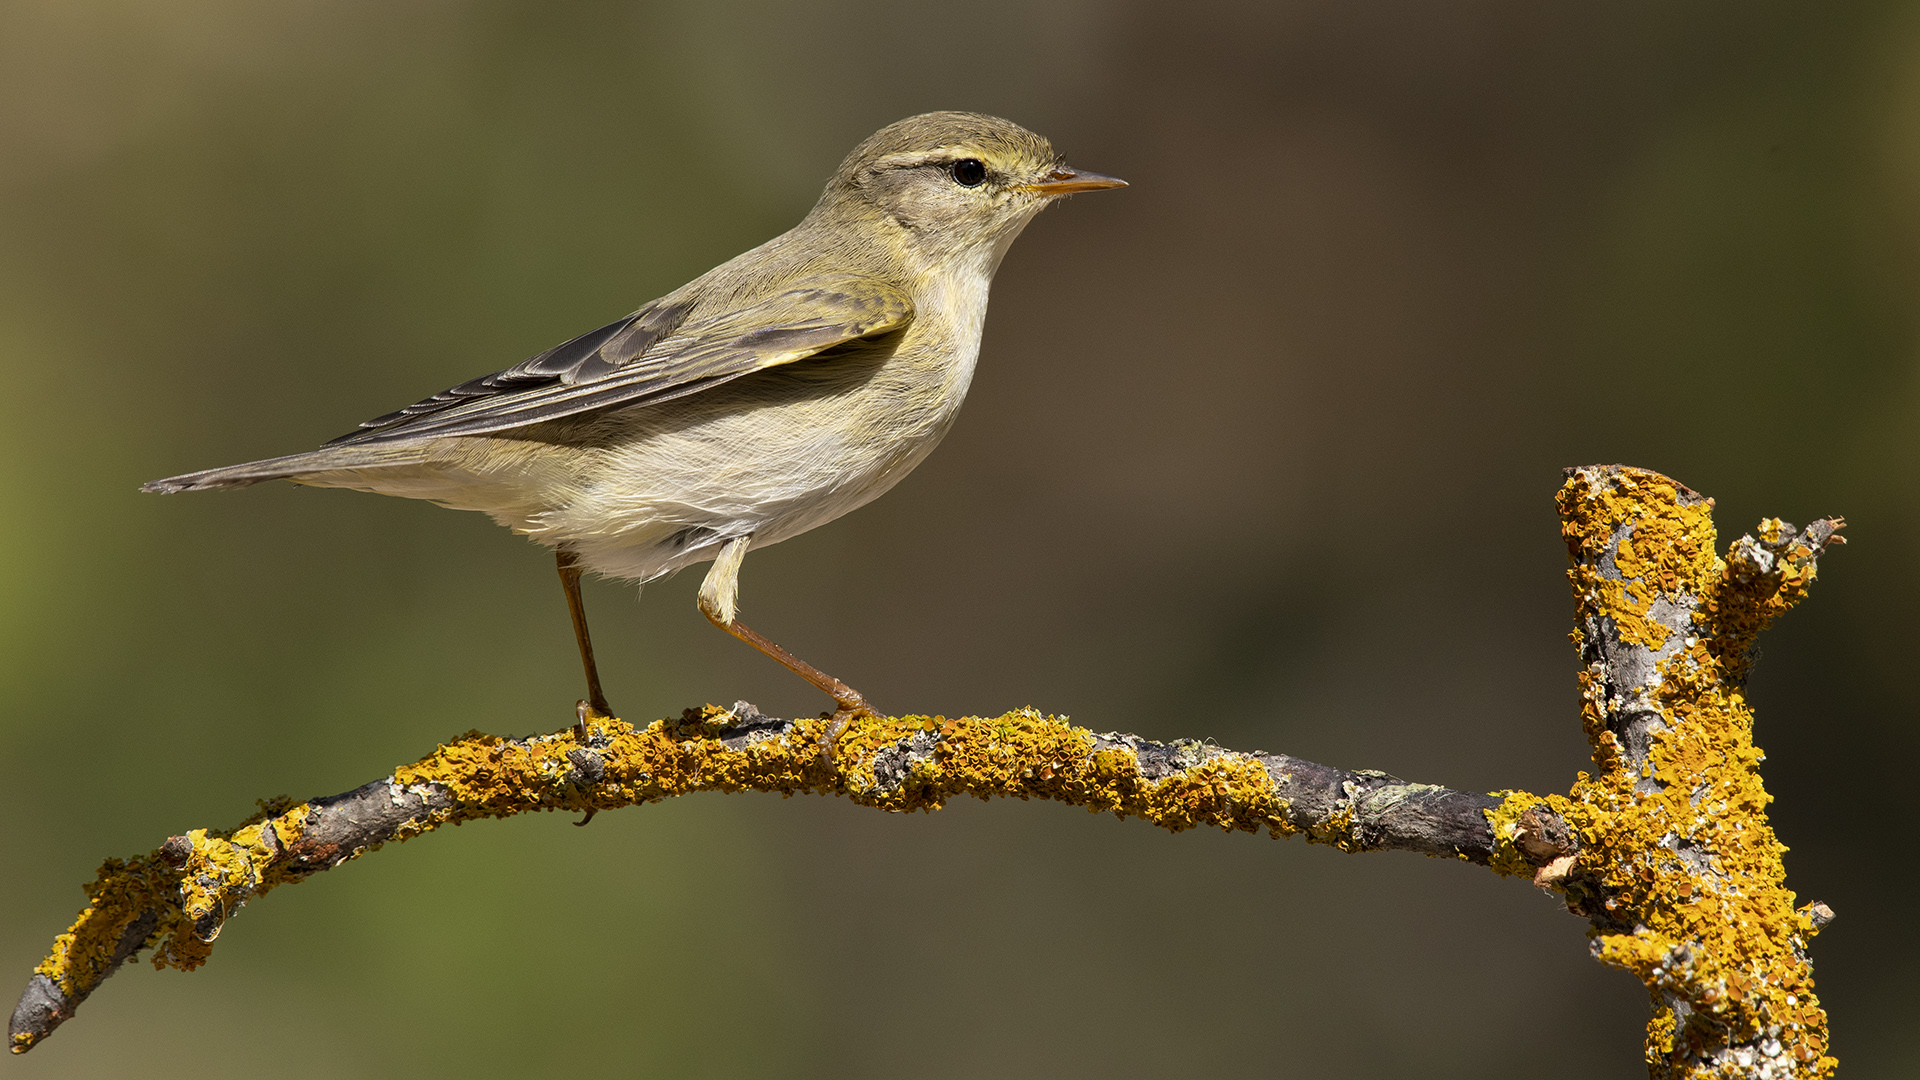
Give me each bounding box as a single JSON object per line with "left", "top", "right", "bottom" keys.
{"left": 571, "top": 699, "right": 614, "bottom": 826}
{"left": 818, "top": 693, "right": 878, "bottom": 768}
{"left": 574, "top": 698, "right": 614, "bottom": 743}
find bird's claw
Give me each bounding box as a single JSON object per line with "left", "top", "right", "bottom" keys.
{"left": 818, "top": 696, "right": 877, "bottom": 768}
{"left": 574, "top": 698, "right": 613, "bottom": 743}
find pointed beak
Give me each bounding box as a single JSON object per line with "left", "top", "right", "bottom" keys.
{"left": 1022, "top": 166, "right": 1129, "bottom": 195}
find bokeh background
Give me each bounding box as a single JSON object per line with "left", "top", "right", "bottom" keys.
{"left": 3, "top": 2, "right": 1915, "bottom": 1076}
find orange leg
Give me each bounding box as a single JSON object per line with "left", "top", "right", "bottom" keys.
{"left": 697, "top": 537, "right": 876, "bottom": 761}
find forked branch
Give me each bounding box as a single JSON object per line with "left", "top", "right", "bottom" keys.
{"left": 10, "top": 465, "right": 1842, "bottom": 1080}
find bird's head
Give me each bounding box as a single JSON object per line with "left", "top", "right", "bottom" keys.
{"left": 816, "top": 111, "right": 1126, "bottom": 271}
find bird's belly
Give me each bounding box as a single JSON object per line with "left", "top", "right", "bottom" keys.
{"left": 511, "top": 337, "right": 976, "bottom": 583}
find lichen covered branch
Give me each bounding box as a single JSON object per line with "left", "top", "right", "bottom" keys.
{"left": 1547, "top": 465, "right": 1840, "bottom": 1078}
{"left": 10, "top": 704, "right": 1553, "bottom": 1054}
{"left": 10, "top": 463, "right": 1842, "bottom": 1078}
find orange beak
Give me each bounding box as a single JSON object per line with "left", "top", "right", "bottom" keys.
{"left": 1023, "top": 166, "right": 1129, "bottom": 195}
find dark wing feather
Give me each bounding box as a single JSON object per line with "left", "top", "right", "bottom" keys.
{"left": 329, "top": 296, "right": 697, "bottom": 444}
{"left": 327, "top": 276, "right": 911, "bottom": 446}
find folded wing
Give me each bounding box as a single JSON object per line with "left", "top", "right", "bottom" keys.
{"left": 328, "top": 274, "right": 914, "bottom": 446}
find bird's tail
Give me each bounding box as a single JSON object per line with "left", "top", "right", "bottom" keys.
{"left": 142, "top": 443, "right": 432, "bottom": 493}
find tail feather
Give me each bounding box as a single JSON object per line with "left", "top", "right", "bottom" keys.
{"left": 142, "top": 444, "right": 431, "bottom": 493}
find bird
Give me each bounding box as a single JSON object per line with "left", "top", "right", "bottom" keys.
{"left": 143, "top": 111, "right": 1126, "bottom": 756}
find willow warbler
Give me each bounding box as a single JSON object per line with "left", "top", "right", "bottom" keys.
{"left": 145, "top": 111, "right": 1126, "bottom": 750}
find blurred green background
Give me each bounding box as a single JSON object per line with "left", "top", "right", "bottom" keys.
{"left": 3, "top": 1, "right": 1914, "bottom": 1076}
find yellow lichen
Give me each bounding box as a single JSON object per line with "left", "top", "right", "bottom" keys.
{"left": 1306, "top": 803, "right": 1357, "bottom": 851}
{"left": 14, "top": 799, "right": 322, "bottom": 1055}
{"left": 1480, "top": 790, "right": 1580, "bottom": 881}
{"left": 1555, "top": 466, "right": 1835, "bottom": 1078}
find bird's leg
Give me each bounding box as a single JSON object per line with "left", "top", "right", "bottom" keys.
{"left": 556, "top": 549, "right": 614, "bottom": 740}
{"left": 697, "top": 536, "right": 875, "bottom": 763}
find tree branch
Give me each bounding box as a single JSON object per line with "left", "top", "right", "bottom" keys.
{"left": 9, "top": 704, "right": 1556, "bottom": 1054}
{"left": 10, "top": 465, "right": 1842, "bottom": 1079}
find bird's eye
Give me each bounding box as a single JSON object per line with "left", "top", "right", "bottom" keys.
{"left": 949, "top": 158, "right": 987, "bottom": 188}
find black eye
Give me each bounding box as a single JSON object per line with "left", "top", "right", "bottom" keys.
{"left": 949, "top": 158, "right": 987, "bottom": 187}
